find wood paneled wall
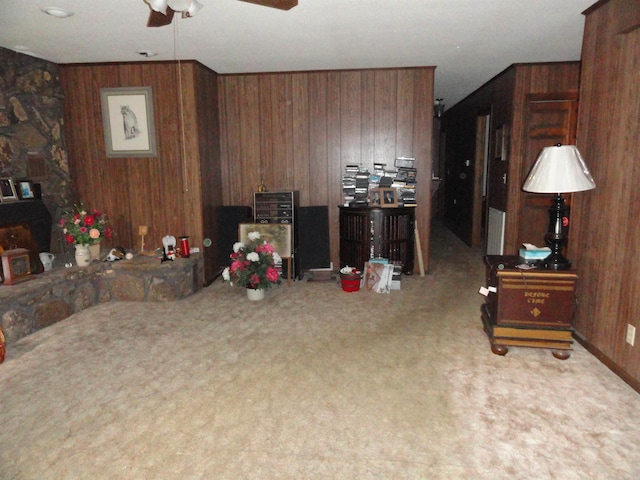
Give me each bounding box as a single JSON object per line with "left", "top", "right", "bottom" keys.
{"left": 442, "top": 62, "right": 580, "bottom": 251}
{"left": 570, "top": 0, "right": 640, "bottom": 388}
{"left": 60, "top": 61, "right": 222, "bottom": 282}
{"left": 218, "top": 68, "right": 435, "bottom": 272}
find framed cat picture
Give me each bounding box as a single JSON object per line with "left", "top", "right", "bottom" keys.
{"left": 100, "top": 86, "right": 157, "bottom": 158}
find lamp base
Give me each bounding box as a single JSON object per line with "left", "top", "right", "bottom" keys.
{"left": 543, "top": 252, "right": 571, "bottom": 270}
{"left": 543, "top": 194, "right": 571, "bottom": 270}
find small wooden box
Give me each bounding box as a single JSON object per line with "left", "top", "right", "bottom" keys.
{"left": 1, "top": 248, "right": 32, "bottom": 285}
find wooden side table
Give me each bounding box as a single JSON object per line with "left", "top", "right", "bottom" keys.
{"left": 482, "top": 255, "right": 578, "bottom": 359}
{"left": 339, "top": 206, "right": 415, "bottom": 274}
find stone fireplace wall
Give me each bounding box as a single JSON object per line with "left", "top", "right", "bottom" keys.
{"left": 0, "top": 47, "right": 72, "bottom": 254}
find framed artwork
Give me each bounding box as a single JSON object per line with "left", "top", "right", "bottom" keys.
{"left": 380, "top": 188, "right": 398, "bottom": 208}
{"left": 238, "top": 223, "right": 292, "bottom": 258}
{"left": 17, "top": 180, "right": 35, "bottom": 200}
{"left": 0, "top": 177, "right": 18, "bottom": 202}
{"left": 100, "top": 86, "right": 157, "bottom": 158}
{"left": 369, "top": 188, "right": 382, "bottom": 206}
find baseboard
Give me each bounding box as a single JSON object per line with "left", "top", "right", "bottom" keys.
{"left": 573, "top": 333, "right": 640, "bottom": 395}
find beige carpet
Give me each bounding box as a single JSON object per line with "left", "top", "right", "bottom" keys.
{"left": 2, "top": 223, "right": 640, "bottom": 479}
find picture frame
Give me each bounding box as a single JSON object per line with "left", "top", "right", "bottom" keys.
{"left": 100, "top": 86, "right": 157, "bottom": 158}
{"left": 1, "top": 248, "right": 32, "bottom": 285}
{"left": 380, "top": 188, "right": 398, "bottom": 208}
{"left": 238, "top": 223, "right": 292, "bottom": 258}
{"left": 0, "top": 177, "right": 18, "bottom": 202}
{"left": 361, "top": 261, "right": 394, "bottom": 294}
{"left": 16, "top": 180, "right": 35, "bottom": 200}
{"left": 369, "top": 188, "right": 382, "bottom": 206}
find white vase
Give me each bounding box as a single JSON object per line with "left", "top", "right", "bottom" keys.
{"left": 74, "top": 244, "right": 91, "bottom": 267}
{"left": 246, "top": 288, "right": 265, "bottom": 301}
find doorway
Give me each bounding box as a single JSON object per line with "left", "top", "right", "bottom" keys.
{"left": 471, "top": 113, "right": 491, "bottom": 247}
{"left": 517, "top": 94, "right": 578, "bottom": 249}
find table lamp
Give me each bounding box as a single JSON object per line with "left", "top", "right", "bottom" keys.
{"left": 522, "top": 144, "right": 596, "bottom": 270}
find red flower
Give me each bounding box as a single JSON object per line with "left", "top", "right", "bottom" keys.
{"left": 266, "top": 266, "right": 279, "bottom": 282}
{"left": 230, "top": 260, "right": 244, "bottom": 273}
{"left": 65, "top": 233, "right": 75, "bottom": 244}
{"left": 262, "top": 243, "right": 275, "bottom": 254}
{"left": 83, "top": 214, "right": 95, "bottom": 226}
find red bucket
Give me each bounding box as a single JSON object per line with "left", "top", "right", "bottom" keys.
{"left": 340, "top": 274, "right": 361, "bottom": 292}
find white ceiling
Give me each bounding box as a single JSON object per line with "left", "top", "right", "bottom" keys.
{"left": 0, "top": 0, "right": 595, "bottom": 108}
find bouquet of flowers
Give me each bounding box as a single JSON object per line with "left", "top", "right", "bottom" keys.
{"left": 222, "top": 231, "right": 282, "bottom": 290}
{"left": 59, "top": 203, "right": 112, "bottom": 246}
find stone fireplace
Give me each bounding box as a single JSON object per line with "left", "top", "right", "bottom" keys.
{"left": 0, "top": 200, "right": 52, "bottom": 252}
{"left": 0, "top": 47, "right": 73, "bottom": 257}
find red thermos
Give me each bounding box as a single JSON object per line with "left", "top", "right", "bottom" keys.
{"left": 180, "top": 236, "right": 190, "bottom": 258}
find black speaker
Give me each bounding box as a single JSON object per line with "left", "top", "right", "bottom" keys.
{"left": 216, "top": 206, "right": 253, "bottom": 267}
{"left": 297, "top": 206, "right": 331, "bottom": 272}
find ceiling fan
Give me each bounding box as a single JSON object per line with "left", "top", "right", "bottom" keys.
{"left": 146, "top": 0, "right": 298, "bottom": 27}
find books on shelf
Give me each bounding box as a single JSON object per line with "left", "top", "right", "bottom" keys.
{"left": 395, "top": 157, "right": 415, "bottom": 168}
{"left": 341, "top": 158, "right": 419, "bottom": 207}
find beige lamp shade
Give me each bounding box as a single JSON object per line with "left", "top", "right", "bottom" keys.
{"left": 522, "top": 144, "right": 596, "bottom": 193}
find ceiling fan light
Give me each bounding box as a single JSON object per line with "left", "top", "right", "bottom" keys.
{"left": 167, "top": 0, "right": 191, "bottom": 11}
{"left": 186, "top": 0, "right": 203, "bottom": 17}
{"left": 146, "top": 0, "right": 168, "bottom": 14}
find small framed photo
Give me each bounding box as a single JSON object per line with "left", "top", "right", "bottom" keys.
{"left": 0, "top": 177, "right": 18, "bottom": 202}
{"left": 100, "top": 86, "right": 157, "bottom": 158}
{"left": 380, "top": 188, "right": 398, "bottom": 208}
{"left": 16, "top": 180, "right": 35, "bottom": 200}
{"left": 369, "top": 188, "right": 382, "bottom": 206}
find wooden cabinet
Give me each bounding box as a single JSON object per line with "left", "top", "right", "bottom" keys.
{"left": 339, "top": 206, "right": 415, "bottom": 274}
{"left": 482, "top": 255, "right": 578, "bottom": 359}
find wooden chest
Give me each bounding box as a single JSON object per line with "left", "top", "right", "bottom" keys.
{"left": 482, "top": 255, "right": 578, "bottom": 359}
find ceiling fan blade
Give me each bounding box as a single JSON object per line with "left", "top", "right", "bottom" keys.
{"left": 237, "top": 0, "right": 298, "bottom": 11}
{"left": 147, "top": 7, "right": 175, "bottom": 27}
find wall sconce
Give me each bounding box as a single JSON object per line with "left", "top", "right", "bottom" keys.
{"left": 522, "top": 144, "right": 596, "bottom": 270}
{"left": 434, "top": 98, "right": 445, "bottom": 118}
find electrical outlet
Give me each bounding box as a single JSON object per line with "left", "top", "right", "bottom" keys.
{"left": 626, "top": 324, "right": 636, "bottom": 346}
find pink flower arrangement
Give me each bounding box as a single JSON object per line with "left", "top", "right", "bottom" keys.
{"left": 59, "top": 204, "right": 112, "bottom": 246}
{"left": 222, "top": 231, "right": 282, "bottom": 290}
